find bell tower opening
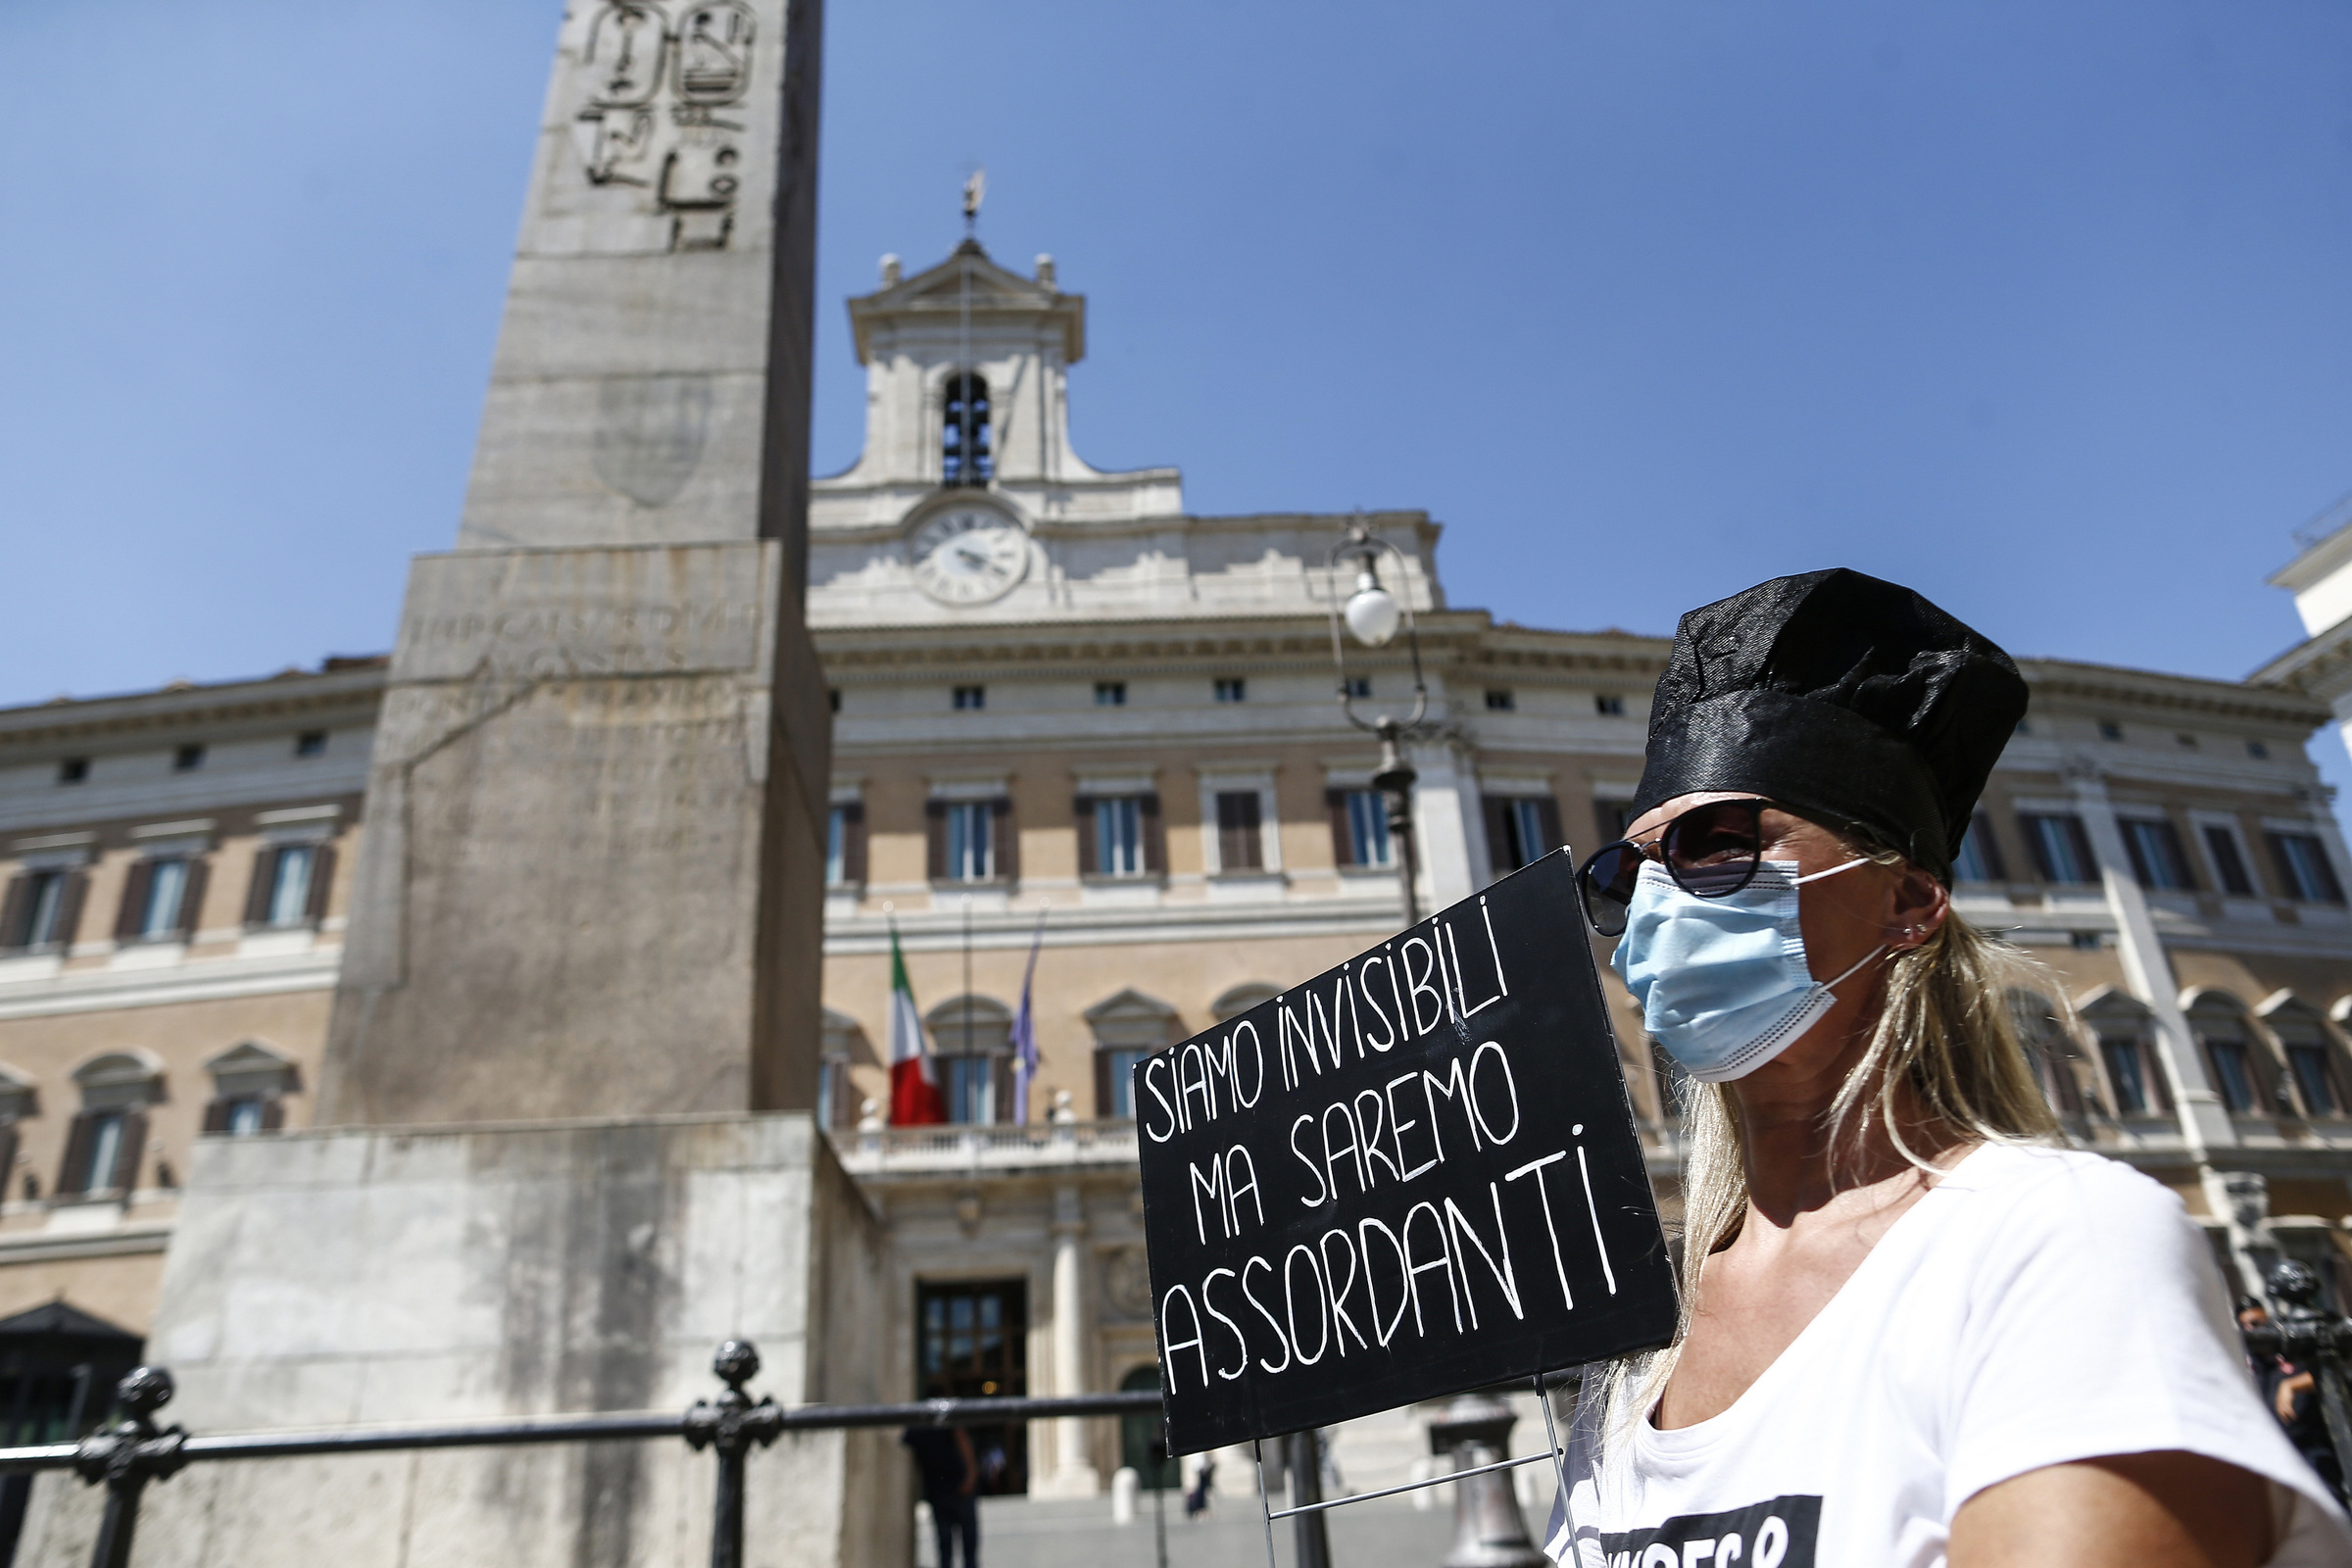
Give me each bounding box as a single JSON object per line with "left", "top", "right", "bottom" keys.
{"left": 942, "top": 370, "right": 992, "bottom": 486}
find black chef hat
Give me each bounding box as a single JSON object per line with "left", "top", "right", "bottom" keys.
{"left": 1629, "top": 568, "right": 2027, "bottom": 884}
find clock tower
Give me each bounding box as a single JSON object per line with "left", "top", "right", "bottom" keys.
{"left": 808, "top": 242, "right": 1186, "bottom": 621}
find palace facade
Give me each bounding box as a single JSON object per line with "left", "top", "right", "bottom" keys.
{"left": 2, "top": 242, "right": 2350, "bottom": 1496}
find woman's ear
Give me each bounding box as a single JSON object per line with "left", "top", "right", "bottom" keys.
{"left": 1887, "top": 865, "right": 1949, "bottom": 952}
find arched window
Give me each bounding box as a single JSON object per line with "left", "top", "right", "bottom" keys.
{"left": 1211, "top": 984, "right": 1280, "bottom": 1023}
{"left": 2259, "top": 994, "right": 2348, "bottom": 1121}
{"left": 2186, "top": 992, "right": 2270, "bottom": 1116}
{"left": 2006, "top": 990, "right": 2083, "bottom": 1122}
{"left": 927, "top": 995, "right": 1013, "bottom": 1124}
{"left": 942, "top": 370, "right": 992, "bottom": 486}
{"left": 2077, "top": 989, "right": 2168, "bottom": 1118}
{"left": 1086, "top": 990, "right": 1179, "bottom": 1118}
{"left": 62, "top": 1054, "right": 162, "bottom": 1199}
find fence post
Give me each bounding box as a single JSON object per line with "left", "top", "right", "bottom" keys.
{"left": 683, "top": 1340, "right": 784, "bottom": 1568}
{"left": 72, "top": 1366, "right": 187, "bottom": 1568}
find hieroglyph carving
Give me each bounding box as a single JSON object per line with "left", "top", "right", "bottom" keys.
{"left": 574, "top": 1, "right": 754, "bottom": 251}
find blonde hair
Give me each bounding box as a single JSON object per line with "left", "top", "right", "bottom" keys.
{"left": 1600, "top": 857, "right": 2065, "bottom": 1429}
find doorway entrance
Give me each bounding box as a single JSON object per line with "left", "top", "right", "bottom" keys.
{"left": 915, "top": 1278, "right": 1029, "bottom": 1495}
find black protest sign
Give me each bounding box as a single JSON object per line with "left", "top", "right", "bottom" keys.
{"left": 1135, "top": 850, "right": 1678, "bottom": 1454}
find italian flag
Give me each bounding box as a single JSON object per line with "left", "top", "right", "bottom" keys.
{"left": 887, "top": 925, "right": 947, "bottom": 1125}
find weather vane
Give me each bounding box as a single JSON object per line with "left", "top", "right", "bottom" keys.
{"left": 961, "top": 169, "right": 986, "bottom": 237}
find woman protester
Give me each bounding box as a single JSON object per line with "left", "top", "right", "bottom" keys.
{"left": 1544, "top": 570, "right": 2352, "bottom": 1568}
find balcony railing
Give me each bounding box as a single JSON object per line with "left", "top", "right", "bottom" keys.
{"left": 830, "top": 1118, "right": 1142, "bottom": 1173}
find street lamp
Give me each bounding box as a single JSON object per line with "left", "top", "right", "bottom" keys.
{"left": 1328, "top": 516, "right": 1432, "bottom": 927}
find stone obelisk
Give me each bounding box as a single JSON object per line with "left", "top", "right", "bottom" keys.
{"left": 320, "top": 0, "right": 831, "bottom": 1121}
{"left": 15, "top": 6, "right": 901, "bottom": 1565}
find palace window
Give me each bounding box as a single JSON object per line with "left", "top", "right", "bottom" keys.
{"left": 2119, "top": 817, "right": 2196, "bottom": 892}
{"left": 942, "top": 371, "right": 992, "bottom": 486}
{"left": 57, "top": 759, "right": 86, "bottom": 785}
{"left": 202, "top": 1041, "right": 296, "bottom": 1137}
{"left": 952, "top": 685, "right": 985, "bottom": 710}
{"left": 294, "top": 731, "right": 327, "bottom": 758}
{"left": 1331, "top": 790, "right": 1392, "bottom": 868}
{"left": 1484, "top": 794, "right": 1562, "bottom": 874}
{"left": 2019, "top": 812, "right": 2096, "bottom": 885}
{"left": 2268, "top": 832, "right": 2346, "bottom": 905}
{"left": 1344, "top": 677, "right": 1371, "bottom": 700}
{"left": 2097, "top": 721, "right": 2124, "bottom": 742}
{"left": 1485, "top": 689, "right": 1514, "bottom": 711}
{"left": 1215, "top": 791, "right": 1264, "bottom": 871}
{"left": 1950, "top": 812, "right": 2005, "bottom": 883}
{"left": 172, "top": 745, "right": 204, "bottom": 772}
{"left": 60, "top": 1054, "right": 162, "bottom": 1198}
{"left": 1087, "top": 990, "right": 1178, "bottom": 1119}
{"left": 2189, "top": 998, "right": 2264, "bottom": 1115}
{"left": 1594, "top": 694, "right": 1626, "bottom": 716}
{"left": 1213, "top": 678, "right": 1247, "bottom": 704}
{"left": 244, "top": 842, "right": 332, "bottom": 930}
{"left": 0, "top": 867, "right": 82, "bottom": 952}
{"left": 929, "top": 997, "right": 1013, "bottom": 1125}
{"left": 2203, "top": 825, "right": 2256, "bottom": 897}
{"left": 2101, "top": 1038, "right": 2149, "bottom": 1114}
{"left": 946, "top": 804, "right": 991, "bottom": 881}
{"left": 1094, "top": 682, "right": 1126, "bottom": 707}
{"left": 1080, "top": 796, "right": 1152, "bottom": 878}
{"left": 2247, "top": 740, "right": 2270, "bottom": 760}
{"left": 825, "top": 803, "right": 866, "bottom": 887}
{"left": 927, "top": 796, "right": 1013, "bottom": 884}
{"left": 117, "top": 856, "right": 204, "bottom": 943}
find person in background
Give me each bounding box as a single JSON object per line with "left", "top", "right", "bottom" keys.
{"left": 903, "top": 1405, "right": 979, "bottom": 1568}
{"left": 1184, "top": 1452, "right": 1216, "bottom": 1518}
{"left": 1549, "top": 569, "right": 2352, "bottom": 1567}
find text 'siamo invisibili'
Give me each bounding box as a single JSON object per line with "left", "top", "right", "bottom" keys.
{"left": 1136, "top": 851, "right": 1681, "bottom": 1453}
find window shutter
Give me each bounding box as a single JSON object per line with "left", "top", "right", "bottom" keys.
{"left": 0, "top": 1126, "right": 17, "bottom": 1201}
{"left": 1094, "top": 1050, "right": 1113, "bottom": 1119}
{"left": 840, "top": 804, "right": 866, "bottom": 886}
{"left": 51, "top": 871, "right": 86, "bottom": 951}
{"left": 1535, "top": 797, "right": 1564, "bottom": 858}
{"left": 1326, "top": 789, "right": 1352, "bottom": 867}
{"left": 1482, "top": 797, "right": 1517, "bottom": 873}
{"left": 172, "top": 858, "right": 209, "bottom": 937}
{"left": 263, "top": 1097, "right": 286, "bottom": 1132}
{"left": 0, "top": 876, "right": 29, "bottom": 951}
{"left": 306, "top": 843, "right": 338, "bottom": 922}
{"left": 114, "top": 1111, "right": 148, "bottom": 1192}
{"left": 1970, "top": 812, "right": 2007, "bottom": 882}
{"left": 925, "top": 800, "right": 948, "bottom": 880}
{"left": 2204, "top": 826, "right": 2252, "bottom": 897}
{"left": 1141, "top": 794, "right": 1165, "bottom": 874}
{"left": 2143, "top": 1042, "right": 2175, "bottom": 1113}
{"left": 202, "top": 1099, "right": 232, "bottom": 1135}
{"left": 115, "top": 861, "right": 155, "bottom": 941}
{"left": 55, "top": 1114, "right": 95, "bottom": 1198}
{"left": 244, "top": 847, "right": 280, "bottom": 926}
{"left": 992, "top": 1053, "right": 1015, "bottom": 1125}
{"left": 991, "top": 798, "right": 1018, "bottom": 882}
{"left": 1217, "top": 792, "right": 1262, "bottom": 871}
{"left": 1074, "top": 797, "right": 1099, "bottom": 876}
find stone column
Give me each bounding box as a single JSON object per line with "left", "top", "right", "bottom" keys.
{"left": 2065, "top": 763, "right": 2233, "bottom": 1152}
{"left": 1041, "top": 1183, "right": 1100, "bottom": 1496}
{"left": 2070, "top": 764, "right": 2276, "bottom": 1291}
{"left": 1408, "top": 740, "right": 1478, "bottom": 909}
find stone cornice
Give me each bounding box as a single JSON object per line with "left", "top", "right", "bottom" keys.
{"left": 813, "top": 612, "right": 1677, "bottom": 683}
{"left": 0, "top": 665, "right": 388, "bottom": 750}
{"left": 2250, "top": 617, "right": 2352, "bottom": 707}
{"left": 2015, "top": 657, "right": 2329, "bottom": 728}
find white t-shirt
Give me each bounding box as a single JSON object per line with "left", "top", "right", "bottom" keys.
{"left": 1543, "top": 1144, "right": 2352, "bottom": 1568}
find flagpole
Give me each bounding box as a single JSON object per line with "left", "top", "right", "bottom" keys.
{"left": 1012, "top": 903, "right": 1048, "bottom": 1125}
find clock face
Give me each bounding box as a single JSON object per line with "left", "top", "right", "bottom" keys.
{"left": 908, "top": 506, "right": 1029, "bottom": 605}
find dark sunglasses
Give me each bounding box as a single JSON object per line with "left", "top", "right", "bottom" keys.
{"left": 1576, "top": 798, "right": 1784, "bottom": 937}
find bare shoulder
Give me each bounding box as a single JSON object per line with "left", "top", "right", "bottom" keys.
{"left": 1950, "top": 1450, "right": 2275, "bottom": 1568}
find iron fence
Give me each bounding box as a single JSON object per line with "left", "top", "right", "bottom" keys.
{"left": 0, "top": 1339, "right": 1161, "bottom": 1568}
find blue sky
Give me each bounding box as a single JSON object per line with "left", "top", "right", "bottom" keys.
{"left": 5, "top": 0, "right": 2349, "bottom": 806}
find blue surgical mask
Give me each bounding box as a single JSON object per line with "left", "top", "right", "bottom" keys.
{"left": 1609, "top": 858, "right": 1886, "bottom": 1083}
